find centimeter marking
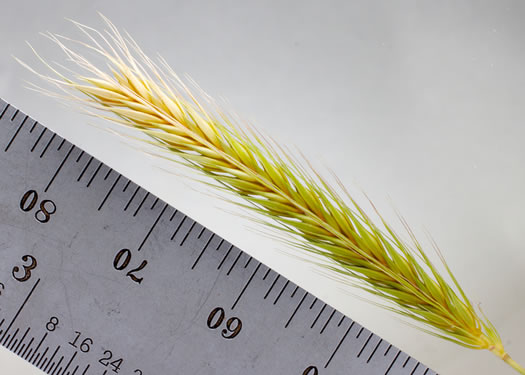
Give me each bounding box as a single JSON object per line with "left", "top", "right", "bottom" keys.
{"left": 0, "top": 99, "right": 436, "bottom": 375}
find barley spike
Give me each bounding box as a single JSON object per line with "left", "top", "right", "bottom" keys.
{"left": 18, "top": 16, "right": 524, "bottom": 374}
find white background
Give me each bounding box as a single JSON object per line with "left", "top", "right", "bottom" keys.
{"left": 1, "top": 1, "right": 525, "bottom": 374}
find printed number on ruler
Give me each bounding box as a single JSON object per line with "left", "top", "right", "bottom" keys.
{"left": 20, "top": 189, "right": 56, "bottom": 223}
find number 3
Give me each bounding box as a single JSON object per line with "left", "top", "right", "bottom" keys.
{"left": 12, "top": 255, "right": 37, "bottom": 282}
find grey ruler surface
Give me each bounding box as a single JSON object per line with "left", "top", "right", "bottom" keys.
{"left": 0, "top": 98, "right": 437, "bottom": 375}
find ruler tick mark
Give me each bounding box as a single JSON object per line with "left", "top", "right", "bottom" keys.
{"left": 29, "top": 332, "right": 47, "bottom": 363}
{"left": 273, "top": 280, "right": 289, "bottom": 305}
{"left": 45, "top": 144, "right": 75, "bottom": 192}
{"left": 310, "top": 298, "right": 318, "bottom": 309}
{"left": 384, "top": 344, "right": 392, "bottom": 356}
{"left": 77, "top": 156, "right": 93, "bottom": 181}
{"left": 217, "top": 244, "right": 234, "bottom": 269}
{"left": 51, "top": 355, "right": 64, "bottom": 375}
{"left": 179, "top": 221, "right": 196, "bottom": 245}
{"left": 36, "top": 346, "right": 49, "bottom": 368}
{"left": 57, "top": 138, "right": 66, "bottom": 151}
{"left": 13, "top": 330, "right": 28, "bottom": 353}
{"left": 86, "top": 162, "right": 102, "bottom": 187}
{"left": 226, "top": 250, "right": 243, "bottom": 276}
{"left": 103, "top": 168, "right": 112, "bottom": 180}
{"left": 10, "top": 109, "right": 19, "bottom": 121}
{"left": 7, "top": 328, "right": 19, "bottom": 349}
{"left": 150, "top": 197, "right": 159, "bottom": 210}
{"left": 60, "top": 351, "right": 77, "bottom": 375}
{"left": 263, "top": 274, "right": 279, "bottom": 299}
{"left": 82, "top": 364, "right": 90, "bottom": 375}
{"left": 320, "top": 309, "right": 335, "bottom": 334}
{"left": 75, "top": 150, "right": 84, "bottom": 162}
{"left": 40, "top": 133, "right": 56, "bottom": 158}
{"left": 244, "top": 256, "right": 252, "bottom": 268}
{"left": 45, "top": 348, "right": 59, "bottom": 371}
{"left": 170, "top": 216, "right": 186, "bottom": 240}
{"left": 29, "top": 120, "right": 38, "bottom": 133}
{"left": 133, "top": 191, "right": 149, "bottom": 217}
{"left": 22, "top": 346, "right": 35, "bottom": 362}
{"left": 0, "top": 103, "right": 9, "bottom": 119}
{"left": 1, "top": 279, "right": 40, "bottom": 344}
{"left": 169, "top": 209, "right": 178, "bottom": 221}
{"left": 385, "top": 350, "right": 401, "bottom": 375}
{"left": 290, "top": 285, "right": 299, "bottom": 298}
{"left": 403, "top": 355, "right": 411, "bottom": 367}
{"left": 357, "top": 332, "right": 373, "bottom": 358}
{"left": 98, "top": 175, "right": 122, "bottom": 211}
{"left": 410, "top": 362, "right": 419, "bottom": 375}
{"left": 325, "top": 321, "right": 354, "bottom": 368}
{"left": 25, "top": 347, "right": 34, "bottom": 361}
{"left": 232, "top": 263, "right": 261, "bottom": 309}
{"left": 410, "top": 363, "right": 420, "bottom": 375}
{"left": 285, "top": 291, "right": 307, "bottom": 328}
{"left": 262, "top": 268, "right": 271, "bottom": 280}
{"left": 124, "top": 186, "right": 140, "bottom": 211}
{"left": 123, "top": 179, "right": 131, "bottom": 192}
{"left": 21, "top": 335, "right": 34, "bottom": 358}
{"left": 138, "top": 203, "right": 168, "bottom": 251}
{"left": 4, "top": 115, "right": 28, "bottom": 152}
{"left": 367, "top": 338, "right": 382, "bottom": 363}
{"left": 49, "top": 356, "right": 64, "bottom": 375}
{"left": 356, "top": 327, "right": 364, "bottom": 338}
{"left": 191, "top": 232, "right": 214, "bottom": 269}
{"left": 311, "top": 303, "right": 327, "bottom": 328}
{"left": 337, "top": 316, "right": 346, "bottom": 327}
{"left": 197, "top": 226, "right": 206, "bottom": 239}
{"left": 31, "top": 128, "right": 46, "bottom": 152}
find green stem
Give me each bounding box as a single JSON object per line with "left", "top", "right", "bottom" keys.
{"left": 503, "top": 355, "right": 525, "bottom": 375}
{"left": 489, "top": 347, "right": 525, "bottom": 375}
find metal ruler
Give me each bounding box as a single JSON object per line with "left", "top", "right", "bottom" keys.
{"left": 0, "top": 97, "right": 437, "bottom": 375}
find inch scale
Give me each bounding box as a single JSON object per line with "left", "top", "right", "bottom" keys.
{"left": 0, "top": 98, "right": 437, "bottom": 375}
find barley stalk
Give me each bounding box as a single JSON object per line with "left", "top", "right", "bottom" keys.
{"left": 18, "top": 16, "right": 524, "bottom": 374}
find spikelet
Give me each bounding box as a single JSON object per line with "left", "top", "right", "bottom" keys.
{"left": 18, "top": 16, "right": 524, "bottom": 374}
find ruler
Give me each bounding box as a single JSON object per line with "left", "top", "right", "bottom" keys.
{"left": 0, "top": 98, "right": 437, "bottom": 375}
